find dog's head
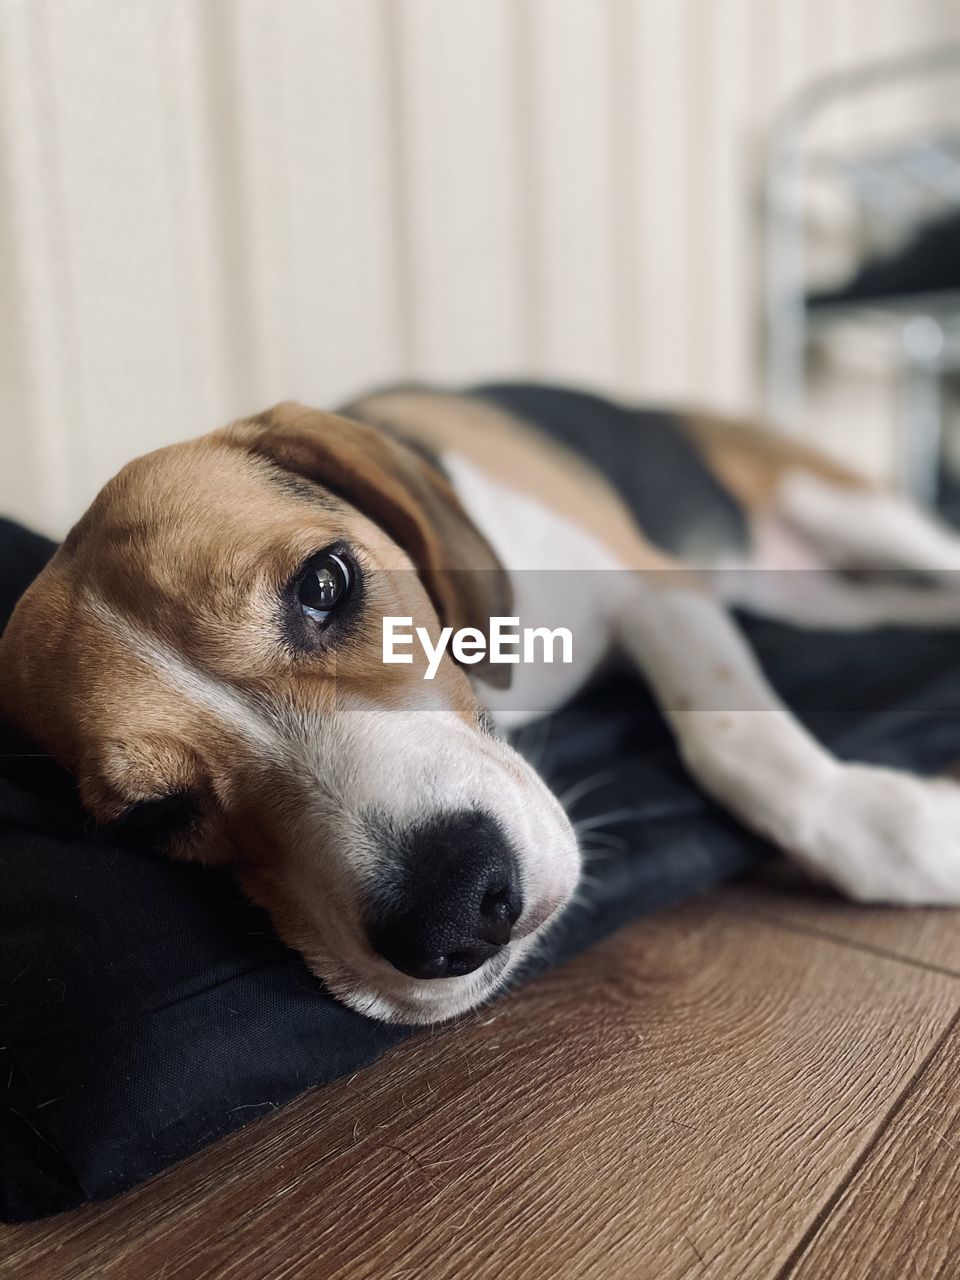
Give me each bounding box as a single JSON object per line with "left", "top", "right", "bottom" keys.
{"left": 0, "top": 404, "right": 579, "bottom": 1023}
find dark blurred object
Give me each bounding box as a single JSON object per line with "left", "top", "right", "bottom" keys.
{"left": 808, "top": 212, "right": 960, "bottom": 310}
{"left": 0, "top": 517, "right": 56, "bottom": 627}
{"left": 765, "top": 45, "right": 960, "bottom": 509}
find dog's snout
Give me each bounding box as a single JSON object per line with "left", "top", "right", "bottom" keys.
{"left": 368, "top": 811, "right": 523, "bottom": 981}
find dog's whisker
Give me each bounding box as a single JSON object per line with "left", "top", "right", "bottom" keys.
{"left": 579, "top": 845, "right": 625, "bottom": 864}
{"left": 573, "top": 808, "right": 644, "bottom": 834}
{"left": 557, "top": 769, "right": 618, "bottom": 813}
{"left": 579, "top": 830, "right": 628, "bottom": 851}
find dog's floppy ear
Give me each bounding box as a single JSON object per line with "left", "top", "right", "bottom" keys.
{"left": 229, "top": 401, "right": 513, "bottom": 688}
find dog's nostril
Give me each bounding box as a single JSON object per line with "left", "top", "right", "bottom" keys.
{"left": 478, "top": 883, "right": 523, "bottom": 945}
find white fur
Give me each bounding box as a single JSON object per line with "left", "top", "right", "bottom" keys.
{"left": 447, "top": 458, "right": 960, "bottom": 910}
{"left": 614, "top": 583, "right": 960, "bottom": 905}
{"left": 779, "top": 469, "right": 960, "bottom": 577}
{"left": 86, "top": 594, "right": 285, "bottom": 761}
{"left": 443, "top": 451, "right": 622, "bottom": 728}
{"left": 715, "top": 472, "right": 960, "bottom": 627}
{"left": 85, "top": 446, "right": 960, "bottom": 1021}
{"left": 716, "top": 563, "right": 960, "bottom": 629}
{"left": 86, "top": 592, "right": 578, "bottom": 1023}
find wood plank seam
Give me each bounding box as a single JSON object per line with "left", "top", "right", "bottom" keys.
{"left": 724, "top": 897, "right": 960, "bottom": 981}
{"left": 775, "top": 1002, "right": 960, "bottom": 1279}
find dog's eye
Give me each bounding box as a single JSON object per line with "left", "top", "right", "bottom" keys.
{"left": 112, "top": 791, "right": 201, "bottom": 848}
{"left": 297, "top": 550, "right": 352, "bottom": 622}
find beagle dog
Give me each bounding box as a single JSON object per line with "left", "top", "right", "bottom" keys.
{"left": 4, "top": 382, "right": 960, "bottom": 1025}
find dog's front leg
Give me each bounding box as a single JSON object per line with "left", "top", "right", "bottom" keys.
{"left": 616, "top": 580, "right": 960, "bottom": 905}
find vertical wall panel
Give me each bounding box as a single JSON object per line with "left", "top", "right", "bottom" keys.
{"left": 521, "top": 0, "right": 619, "bottom": 388}
{"left": 0, "top": 0, "right": 957, "bottom": 533}
{"left": 604, "top": 0, "right": 642, "bottom": 392}
{"left": 387, "top": 0, "right": 525, "bottom": 381}
{"left": 221, "top": 0, "right": 403, "bottom": 410}
{"left": 772, "top": 0, "right": 811, "bottom": 101}
{"left": 153, "top": 1, "right": 239, "bottom": 434}
{"left": 694, "top": 0, "right": 757, "bottom": 412}
{"left": 0, "top": 0, "right": 230, "bottom": 531}
{"left": 0, "top": 0, "right": 68, "bottom": 530}
{"left": 627, "top": 0, "right": 695, "bottom": 400}
{"left": 40, "top": 1, "right": 230, "bottom": 491}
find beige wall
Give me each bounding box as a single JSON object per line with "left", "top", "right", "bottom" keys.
{"left": 0, "top": 0, "right": 956, "bottom": 536}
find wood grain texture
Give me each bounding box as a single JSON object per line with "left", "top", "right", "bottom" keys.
{"left": 2, "top": 897, "right": 958, "bottom": 1280}
{"left": 786, "top": 1011, "right": 960, "bottom": 1279}
{"left": 726, "top": 867, "right": 960, "bottom": 976}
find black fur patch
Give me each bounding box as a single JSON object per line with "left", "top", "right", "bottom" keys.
{"left": 472, "top": 382, "right": 750, "bottom": 560}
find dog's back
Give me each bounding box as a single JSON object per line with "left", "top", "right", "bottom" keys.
{"left": 344, "top": 382, "right": 867, "bottom": 576}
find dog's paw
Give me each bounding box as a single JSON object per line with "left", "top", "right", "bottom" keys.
{"left": 809, "top": 764, "right": 960, "bottom": 905}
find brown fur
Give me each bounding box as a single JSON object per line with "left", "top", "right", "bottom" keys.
{"left": 229, "top": 402, "right": 513, "bottom": 685}
{"left": 0, "top": 413, "right": 488, "bottom": 858}
{"left": 349, "top": 389, "right": 870, "bottom": 531}
{"left": 0, "top": 388, "right": 885, "bottom": 1009}
{"left": 346, "top": 388, "right": 685, "bottom": 576}
{"left": 682, "top": 409, "right": 868, "bottom": 512}
{"left": 0, "top": 393, "right": 871, "bottom": 862}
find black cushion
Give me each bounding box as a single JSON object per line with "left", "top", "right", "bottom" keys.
{"left": 3, "top": 517, "right": 960, "bottom": 1221}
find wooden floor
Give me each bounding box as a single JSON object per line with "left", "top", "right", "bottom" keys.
{"left": 5, "top": 870, "right": 960, "bottom": 1280}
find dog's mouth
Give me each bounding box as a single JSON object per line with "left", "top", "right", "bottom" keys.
{"left": 236, "top": 710, "right": 582, "bottom": 1024}
{"left": 238, "top": 805, "right": 579, "bottom": 1025}
{"left": 326, "top": 933, "right": 535, "bottom": 1026}
{"left": 300, "top": 883, "right": 576, "bottom": 1026}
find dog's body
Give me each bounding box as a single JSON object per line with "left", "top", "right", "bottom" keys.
{"left": 5, "top": 383, "right": 960, "bottom": 1023}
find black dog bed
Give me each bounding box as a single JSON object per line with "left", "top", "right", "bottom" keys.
{"left": 4, "top": 515, "right": 960, "bottom": 1221}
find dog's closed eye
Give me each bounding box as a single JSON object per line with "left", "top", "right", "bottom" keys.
{"left": 110, "top": 791, "right": 202, "bottom": 848}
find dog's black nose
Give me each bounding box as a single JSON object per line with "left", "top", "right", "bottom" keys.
{"left": 367, "top": 811, "right": 523, "bottom": 980}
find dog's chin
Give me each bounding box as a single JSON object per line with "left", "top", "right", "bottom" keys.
{"left": 317, "top": 935, "right": 538, "bottom": 1026}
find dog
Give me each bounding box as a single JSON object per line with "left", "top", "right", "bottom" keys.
{"left": 4, "top": 382, "right": 960, "bottom": 1025}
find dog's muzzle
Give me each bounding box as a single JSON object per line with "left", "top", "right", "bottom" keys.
{"left": 365, "top": 810, "right": 523, "bottom": 980}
